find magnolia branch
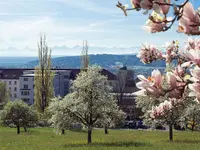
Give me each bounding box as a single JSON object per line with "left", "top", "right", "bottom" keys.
{"left": 116, "top": 0, "right": 193, "bottom": 32}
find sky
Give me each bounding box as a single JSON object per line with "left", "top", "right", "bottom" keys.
{"left": 0, "top": 0, "right": 199, "bottom": 56}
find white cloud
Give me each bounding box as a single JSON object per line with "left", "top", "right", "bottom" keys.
{"left": 0, "top": 17, "right": 108, "bottom": 50}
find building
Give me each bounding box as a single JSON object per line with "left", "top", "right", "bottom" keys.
{"left": 0, "top": 68, "right": 117, "bottom": 105}
{"left": 0, "top": 67, "right": 141, "bottom": 120}
{"left": 112, "top": 66, "right": 141, "bottom": 121}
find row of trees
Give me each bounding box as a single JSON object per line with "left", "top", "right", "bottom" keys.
{"left": 2, "top": 0, "right": 200, "bottom": 143}
{"left": 0, "top": 36, "right": 125, "bottom": 144}
{"left": 0, "top": 66, "right": 125, "bottom": 143}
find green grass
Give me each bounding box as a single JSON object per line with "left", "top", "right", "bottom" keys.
{"left": 1, "top": 127, "right": 200, "bottom": 150}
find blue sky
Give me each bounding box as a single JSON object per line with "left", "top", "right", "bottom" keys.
{"left": 0, "top": 0, "right": 199, "bottom": 56}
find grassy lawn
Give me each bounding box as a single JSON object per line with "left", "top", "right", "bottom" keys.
{"left": 1, "top": 127, "right": 200, "bottom": 150}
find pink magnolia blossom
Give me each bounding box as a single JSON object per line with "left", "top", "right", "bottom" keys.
{"left": 163, "top": 42, "right": 178, "bottom": 63}
{"left": 189, "top": 83, "right": 200, "bottom": 101}
{"left": 155, "top": 0, "right": 170, "bottom": 15}
{"left": 131, "top": 0, "right": 170, "bottom": 14}
{"left": 131, "top": 0, "right": 142, "bottom": 9}
{"left": 189, "top": 67, "right": 200, "bottom": 102}
{"left": 150, "top": 100, "right": 172, "bottom": 118}
{"left": 178, "top": 2, "right": 200, "bottom": 35}
{"left": 136, "top": 69, "right": 164, "bottom": 97}
{"left": 137, "top": 43, "right": 163, "bottom": 63}
{"left": 166, "top": 72, "right": 177, "bottom": 89}
{"left": 185, "top": 49, "right": 200, "bottom": 65}
{"left": 151, "top": 69, "right": 163, "bottom": 87}
{"left": 145, "top": 20, "right": 166, "bottom": 33}
{"left": 169, "top": 89, "right": 184, "bottom": 99}
{"left": 174, "top": 65, "right": 184, "bottom": 78}
{"left": 150, "top": 98, "right": 182, "bottom": 119}
{"left": 166, "top": 67, "right": 187, "bottom": 99}
{"left": 166, "top": 72, "right": 185, "bottom": 98}
{"left": 185, "top": 38, "right": 200, "bottom": 51}
{"left": 140, "top": 0, "right": 153, "bottom": 10}
{"left": 131, "top": 0, "right": 153, "bottom": 10}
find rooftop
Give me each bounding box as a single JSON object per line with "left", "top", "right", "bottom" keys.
{"left": 0, "top": 68, "right": 117, "bottom": 80}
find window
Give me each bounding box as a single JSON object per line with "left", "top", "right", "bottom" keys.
{"left": 14, "top": 93, "right": 17, "bottom": 98}
{"left": 14, "top": 87, "right": 17, "bottom": 91}
{"left": 10, "top": 94, "right": 12, "bottom": 98}
{"left": 64, "top": 82, "right": 69, "bottom": 89}
{"left": 14, "top": 81, "right": 17, "bottom": 85}
{"left": 22, "top": 98, "right": 29, "bottom": 102}
{"left": 21, "top": 91, "right": 30, "bottom": 95}
{"left": 24, "top": 84, "right": 28, "bottom": 89}
{"left": 64, "top": 75, "right": 69, "bottom": 79}
{"left": 9, "top": 81, "right": 12, "bottom": 85}
{"left": 24, "top": 78, "right": 28, "bottom": 81}
{"left": 9, "top": 87, "right": 11, "bottom": 91}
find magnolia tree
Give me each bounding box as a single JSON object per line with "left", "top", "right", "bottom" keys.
{"left": 53, "top": 66, "right": 121, "bottom": 144}
{"left": 132, "top": 37, "right": 200, "bottom": 141}
{"left": 117, "top": 0, "right": 200, "bottom": 35}
{"left": 136, "top": 95, "right": 163, "bottom": 127}
{"left": 0, "top": 100, "right": 38, "bottom": 134}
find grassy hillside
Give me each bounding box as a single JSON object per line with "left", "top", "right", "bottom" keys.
{"left": 0, "top": 127, "right": 200, "bottom": 150}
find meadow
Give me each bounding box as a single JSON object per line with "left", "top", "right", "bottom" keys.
{"left": 1, "top": 127, "right": 200, "bottom": 150}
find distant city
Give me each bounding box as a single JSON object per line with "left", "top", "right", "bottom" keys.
{"left": 0, "top": 54, "right": 165, "bottom": 77}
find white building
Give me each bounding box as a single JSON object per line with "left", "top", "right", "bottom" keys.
{"left": 0, "top": 68, "right": 117, "bottom": 105}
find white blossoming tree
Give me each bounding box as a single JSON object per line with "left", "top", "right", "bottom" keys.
{"left": 95, "top": 97, "right": 126, "bottom": 134}
{"left": 48, "top": 97, "right": 75, "bottom": 135}
{"left": 1, "top": 100, "right": 38, "bottom": 134}
{"left": 53, "top": 66, "right": 120, "bottom": 144}
{"left": 182, "top": 102, "right": 200, "bottom": 131}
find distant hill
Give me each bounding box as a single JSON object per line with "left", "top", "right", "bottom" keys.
{"left": 0, "top": 57, "right": 37, "bottom": 68}
{"left": 25, "top": 54, "right": 166, "bottom": 69}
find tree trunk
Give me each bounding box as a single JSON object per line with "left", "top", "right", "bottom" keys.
{"left": 61, "top": 129, "right": 65, "bottom": 135}
{"left": 17, "top": 126, "right": 20, "bottom": 134}
{"left": 87, "top": 128, "right": 92, "bottom": 144}
{"left": 192, "top": 121, "right": 195, "bottom": 132}
{"left": 24, "top": 127, "right": 27, "bottom": 132}
{"left": 169, "top": 124, "right": 173, "bottom": 141}
{"left": 104, "top": 126, "right": 109, "bottom": 134}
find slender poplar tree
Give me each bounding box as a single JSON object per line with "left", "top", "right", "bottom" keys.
{"left": 34, "top": 34, "right": 54, "bottom": 112}
{"left": 0, "top": 81, "right": 9, "bottom": 110}
{"left": 80, "top": 40, "right": 90, "bottom": 69}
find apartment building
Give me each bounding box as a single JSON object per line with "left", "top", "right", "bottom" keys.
{"left": 0, "top": 68, "right": 117, "bottom": 105}
{"left": 113, "top": 66, "right": 141, "bottom": 121}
